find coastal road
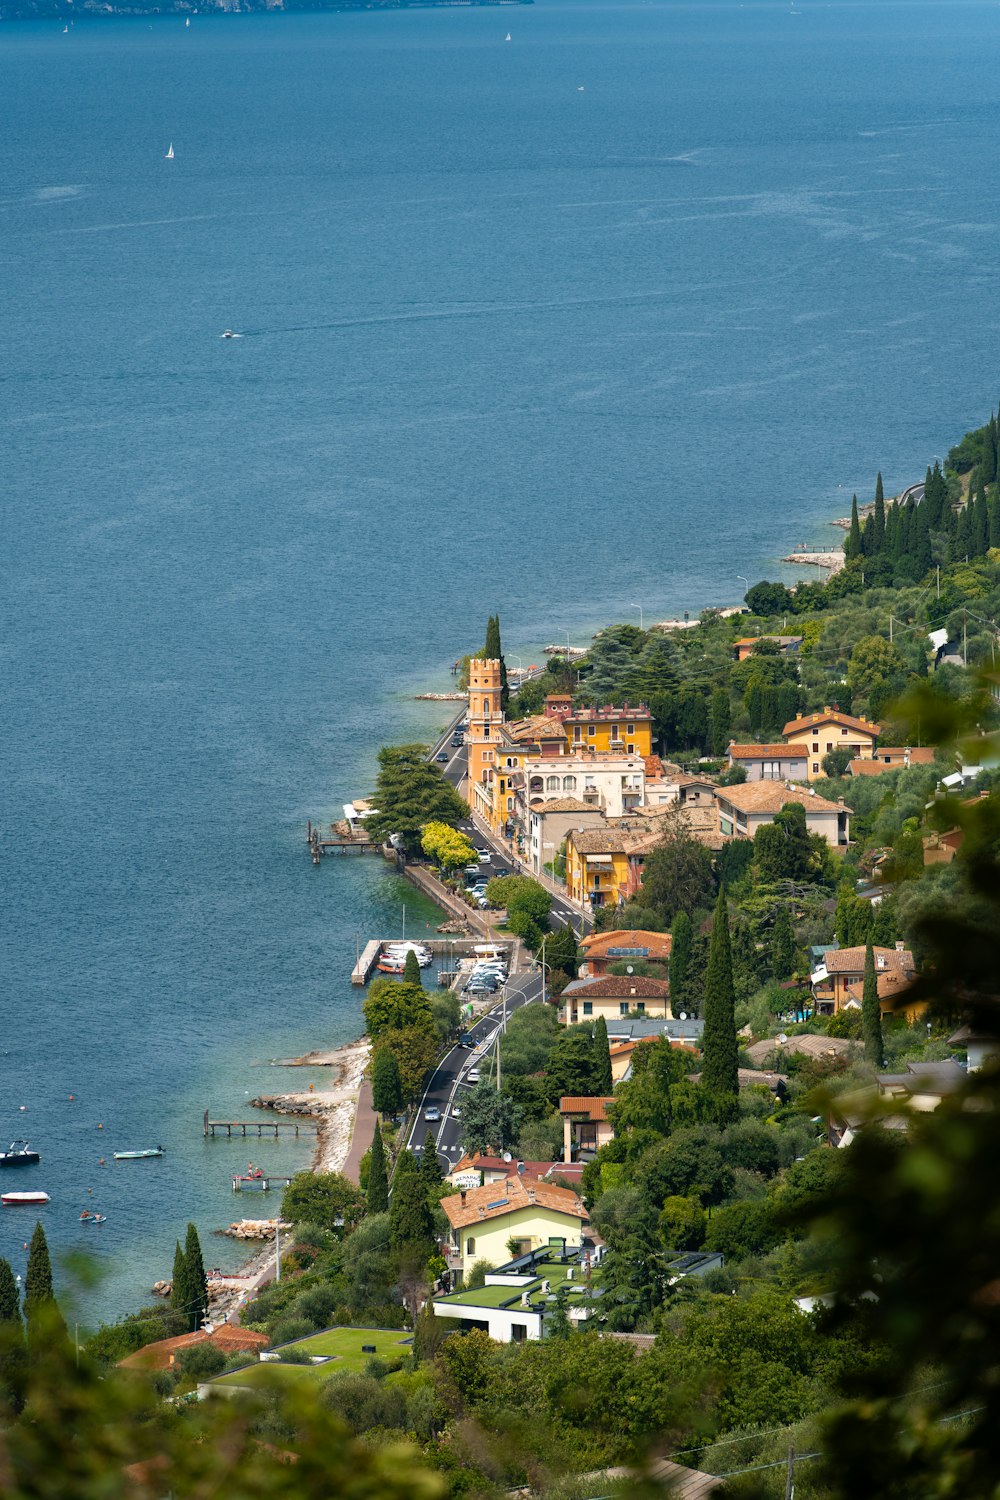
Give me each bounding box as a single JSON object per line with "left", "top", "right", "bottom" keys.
{"left": 407, "top": 966, "right": 544, "bottom": 1168}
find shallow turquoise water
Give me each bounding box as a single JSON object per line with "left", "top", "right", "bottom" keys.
{"left": 3, "top": 0, "right": 1000, "bottom": 1323}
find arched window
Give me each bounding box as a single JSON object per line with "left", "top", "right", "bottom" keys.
{"left": 530, "top": 777, "right": 543, "bottom": 793}
{"left": 507, "top": 797, "right": 514, "bottom": 811}
{"left": 563, "top": 775, "right": 577, "bottom": 791}
{"left": 483, "top": 697, "right": 491, "bottom": 714}
{"left": 546, "top": 776, "right": 560, "bottom": 791}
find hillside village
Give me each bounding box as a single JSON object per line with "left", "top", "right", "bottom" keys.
{"left": 12, "top": 414, "right": 1000, "bottom": 1497}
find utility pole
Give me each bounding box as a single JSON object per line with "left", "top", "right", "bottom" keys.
{"left": 275, "top": 1221, "right": 281, "bottom": 1283}
{"left": 785, "top": 1444, "right": 795, "bottom": 1500}
{"left": 964, "top": 609, "right": 968, "bottom": 667}
{"left": 889, "top": 614, "right": 893, "bottom": 645}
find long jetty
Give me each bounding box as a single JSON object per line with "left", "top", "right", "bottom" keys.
{"left": 307, "top": 820, "right": 380, "bottom": 866}
{"left": 203, "top": 1110, "right": 309, "bottom": 1139}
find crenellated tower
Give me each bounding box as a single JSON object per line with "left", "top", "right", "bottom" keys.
{"left": 466, "top": 658, "right": 505, "bottom": 812}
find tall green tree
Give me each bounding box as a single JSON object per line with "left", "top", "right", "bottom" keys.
{"left": 0, "top": 1255, "right": 25, "bottom": 1415}
{"left": 421, "top": 1130, "right": 443, "bottom": 1186}
{"left": 23, "top": 1223, "right": 65, "bottom": 1348}
{"left": 363, "top": 745, "right": 468, "bottom": 853}
{"left": 592, "top": 1016, "right": 613, "bottom": 1095}
{"left": 708, "top": 687, "right": 732, "bottom": 757}
{"left": 845, "top": 494, "right": 863, "bottom": 560}
{"left": 640, "top": 811, "right": 716, "bottom": 925}
{"left": 459, "top": 1081, "right": 523, "bottom": 1155}
{"left": 701, "top": 892, "right": 739, "bottom": 1105}
{"left": 367, "top": 1123, "right": 389, "bottom": 1214}
{"left": 483, "top": 614, "right": 509, "bottom": 713}
{"left": 770, "top": 902, "right": 796, "bottom": 980}
{"left": 371, "top": 1047, "right": 403, "bottom": 1116}
{"left": 170, "top": 1241, "right": 190, "bottom": 1322}
{"left": 403, "top": 949, "right": 422, "bottom": 986}
{"left": 388, "top": 1151, "right": 435, "bottom": 1256}
{"left": 862, "top": 939, "right": 884, "bottom": 1068}
{"left": 872, "top": 471, "right": 886, "bottom": 553}
{"left": 669, "top": 910, "right": 694, "bottom": 1016}
{"left": 183, "top": 1223, "right": 208, "bottom": 1333}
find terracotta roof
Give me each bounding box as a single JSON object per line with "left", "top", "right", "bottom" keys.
{"left": 821, "top": 945, "right": 914, "bottom": 975}
{"left": 716, "top": 783, "right": 851, "bottom": 815}
{"left": 580, "top": 929, "right": 673, "bottom": 959}
{"left": 733, "top": 635, "right": 803, "bottom": 648}
{"left": 448, "top": 1153, "right": 554, "bottom": 1180}
{"left": 563, "top": 975, "right": 669, "bottom": 999}
{"left": 783, "top": 708, "right": 880, "bottom": 737}
{"left": 534, "top": 797, "right": 594, "bottom": 813}
{"left": 644, "top": 754, "right": 666, "bottom": 777}
{"left": 745, "top": 1034, "right": 855, "bottom": 1065}
{"left": 567, "top": 828, "right": 632, "bottom": 855}
{"left": 119, "top": 1326, "right": 269, "bottom": 1371}
{"left": 562, "top": 704, "right": 652, "bottom": 723}
{"left": 506, "top": 715, "right": 566, "bottom": 742}
{"left": 440, "top": 1175, "right": 588, "bottom": 1231}
{"left": 728, "top": 742, "right": 806, "bottom": 760}
{"left": 559, "top": 1096, "right": 616, "bottom": 1121}
{"left": 848, "top": 747, "right": 937, "bottom": 776}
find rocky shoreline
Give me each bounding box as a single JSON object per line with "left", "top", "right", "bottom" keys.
{"left": 252, "top": 1037, "right": 371, "bottom": 1174}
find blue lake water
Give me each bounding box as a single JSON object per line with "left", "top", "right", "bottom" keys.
{"left": 3, "top": 0, "right": 1000, "bottom": 1324}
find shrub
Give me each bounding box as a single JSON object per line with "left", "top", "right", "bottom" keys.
{"left": 176, "top": 1342, "right": 227, "bottom": 1380}
{"left": 269, "top": 1317, "right": 314, "bottom": 1349}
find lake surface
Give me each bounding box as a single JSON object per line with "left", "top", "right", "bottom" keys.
{"left": 3, "top": 0, "right": 1000, "bottom": 1324}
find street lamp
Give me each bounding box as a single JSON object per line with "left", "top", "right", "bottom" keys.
{"left": 630, "top": 602, "right": 644, "bottom": 631}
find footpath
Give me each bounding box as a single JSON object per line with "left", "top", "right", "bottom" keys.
{"left": 341, "top": 1078, "right": 377, "bottom": 1186}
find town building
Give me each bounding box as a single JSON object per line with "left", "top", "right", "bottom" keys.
{"left": 445, "top": 1155, "right": 586, "bottom": 1190}
{"left": 525, "top": 754, "right": 646, "bottom": 818}
{"left": 948, "top": 1024, "right": 1000, "bottom": 1073}
{"left": 440, "top": 1176, "right": 589, "bottom": 1278}
{"left": 560, "top": 1096, "right": 616, "bottom": 1161}
{"left": 715, "top": 782, "right": 851, "bottom": 848}
{"left": 606, "top": 1016, "right": 704, "bottom": 1045}
{"left": 726, "top": 742, "right": 809, "bottom": 783}
{"left": 563, "top": 826, "right": 634, "bottom": 908}
{"left": 431, "top": 1248, "right": 604, "bottom": 1343}
{"left": 846, "top": 746, "right": 936, "bottom": 776}
{"left": 578, "top": 928, "right": 673, "bottom": 977}
{"left": 527, "top": 799, "right": 606, "bottom": 879}
{"left": 782, "top": 708, "right": 880, "bottom": 781}
{"left": 732, "top": 635, "right": 803, "bottom": 661}
{"left": 560, "top": 974, "right": 671, "bottom": 1025}
{"left": 809, "top": 942, "right": 916, "bottom": 1014}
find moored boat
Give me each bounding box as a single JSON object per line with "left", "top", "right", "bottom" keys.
{"left": 113, "top": 1147, "right": 164, "bottom": 1161}
{"left": 0, "top": 1140, "right": 40, "bottom": 1168}
{"left": 2, "top": 1191, "right": 49, "bottom": 1206}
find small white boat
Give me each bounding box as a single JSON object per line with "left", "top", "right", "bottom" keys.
{"left": 165, "top": 144, "right": 175, "bottom": 160}
{"left": 2, "top": 1191, "right": 49, "bottom": 1207}
{"left": 577, "top": 85, "right": 585, "bottom": 92}
{"left": 505, "top": 32, "right": 511, "bottom": 40}
{"left": 185, "top": 16, "right": 190, "bottom": 24}
{"left": 113, "top": 1147, "right": 164, "bottom": 1161}
{"left": 221, "top": 329, "right": 241, "bottom": 339}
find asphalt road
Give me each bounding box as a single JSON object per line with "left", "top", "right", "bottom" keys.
{"left": 411, "top": 705, "right": 590, "bottom": 1171}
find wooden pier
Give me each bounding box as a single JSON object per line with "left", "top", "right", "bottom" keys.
{"left": 307, "top": 820, "right": 379, "bottom": 866}
{"left": 232, "top": 1173, "right": 294, "bottom": 1193}
{"left": 204, "top": 1110, "right": 307, "bottom": 1139}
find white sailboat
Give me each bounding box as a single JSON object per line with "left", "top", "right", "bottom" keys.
{"left": 185, "top": 15, "right": 190, "bottom": 24}
{"left": 165, "top": 143, "right": 175, "bottom": 160}
{"left": 505, "top": 31, "right": 511, "bottom": 41}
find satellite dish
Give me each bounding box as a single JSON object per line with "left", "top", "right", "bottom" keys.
{"left": 502, "top": 1151, "right": 513, "bottom": 1163}
{"left": 678, "top": 1011, "right": 688, "bottom": 1021}
{"left": 778, "top": 1032, "right": 788, "bottom": 1045}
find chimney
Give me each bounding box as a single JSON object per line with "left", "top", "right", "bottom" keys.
{"left": 895, "top": 941, "right": 905, "bottom": 953}
{"left": 460, "top": 1191, "right": 466, "bottom": 1206}
{"left": 630, "top": 986, "right": 636, "bottom": 996}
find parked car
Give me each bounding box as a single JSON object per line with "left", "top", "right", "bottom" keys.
{"left": 467, "top": 1068, "right": 480, "bottom": 1084}
{"left": 424, "top": 1106, "right": 442, "bottom": 1122}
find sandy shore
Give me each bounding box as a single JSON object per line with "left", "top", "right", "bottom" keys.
{"left": 251, "top": 1036, "right": 370, "bottom": 1175}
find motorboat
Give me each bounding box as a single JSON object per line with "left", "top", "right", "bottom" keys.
{"left": 221, "top": 329, "right": 242, "bottom": 339}
{"left": 0, "top": 1140, "right": 40, "bottom": 1168}
{"left": 113, "top": 1147, "right": 164, "bottom": 1161}
{"left": 2, "top": 1191, "right": 49, "bottom": 1206}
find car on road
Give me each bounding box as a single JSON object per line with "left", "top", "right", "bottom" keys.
{"left": 435, "top": 750, "right": 449, "bottom": 763}
{"left": 477, "top": 851, "right": 492, "bottom": 864}
{"left": 451, "top": 733, "right": 464, "bottom": 747}
{"left": 451, "top": 1105, "right": 462, "bottom": 1118}
{"left": 466, "top": 979, "right": 497, "bottom": 994}
{"left": 459, "top": 1032, "right": 476, "bottom": 1047}
{"left": 467, "top": 1068, "right": 480, "bottom": 1083}
{"left": 424, "top": 1106, "right": 442, "bottom": 1122}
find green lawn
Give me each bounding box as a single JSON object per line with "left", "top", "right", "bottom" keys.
{"left": 212, "top": 1327, "right": 412, "bottom": 1389}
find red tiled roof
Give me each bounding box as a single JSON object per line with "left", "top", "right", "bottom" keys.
{"left": 441, "top": 1175, "right": 588, "bottom": 1230}
{"left": 559, "top": 1096, "right": 616, "bottom": 1121}
{"left": 563, "top": 975, "right": 669, "bottom": 998}
{"left": 822, "top": 946, "right": 914, "bottom": 975}
{"left": 728, "top": 742, "right": 805, "bottom": 760}
{"left": 580, "top": 929, "right": 673, "bottom": 960}
{"left": 783, "top": 708, "right": 880, "bottom": 737}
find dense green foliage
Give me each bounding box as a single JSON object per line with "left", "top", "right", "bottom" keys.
{"left": 363, "top": 745, "right": 467, "bottom": 853}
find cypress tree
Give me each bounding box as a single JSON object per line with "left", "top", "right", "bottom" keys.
{"left": 372, "top": 1048, "right": 403, "bottom": 1116}
{"left": 669, "top": 911, "right": 693, "bottom": 1016}
{"left": 708, "top": 687, "right": 731, "bottom": 757}
{"left": 989, "top": 496, "right": 1000, "bottom": 550}
{"left": 421, "top": 1130, "right": 443, "bottom": 1186}
{"left": 955, "top": 503, "right": 972, "bottom": 560}
{"left": 484, "top": 614, "right": 509, "bottom": 714}
{"left": 771, "top": 903, "right": 796, "bottom": 981}
{"left": 403, "top": 949, "right": 422, "bottom": 986}
{"left": 846, "top": 495, "right": 863, "bottom": 560}
{"left": 170, "top": 1240, "right": 190, "bottom": 1319}
{"left": 975, "top": 484, "right": 990, "bottom": 556}
{"left": 592, "top": 1016, "right": 613, "bottom": 1095}
{"left": 983, "top": 415, "right": 998, "bottom": 485}
{"left": 873, "top": 472, "right": 886, "bottom": 554}
{"left": 0, "top": 1257, "right": 25, "bottom": 1417}
{"left": 861, "top": 513, "right": 875, "bottom": 557}
{"left": 701, "top": 891, "right": 739, "bottom": 1104}
{"left": 367, "top": 1123, "right": 389, "bottom": 1214}
{"left": 744, "top": 676, "right": 765, "bottom": 733}
{"left": 23, "top": 1222, "right": 65, "bottom": 1346}
{"left": 183, "top": 1223, "right": 208, "bottom": 1332}
{"left": 862, "top": 940, "right": 884, "bottom": 1069}
{"left": 389, "top": 1150, "right": 434, "bottom": 1254}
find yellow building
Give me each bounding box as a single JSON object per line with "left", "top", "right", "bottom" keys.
{"left": 564, "top": 826, "right": 635, "bottom": 909}
{"left": 560, "top": 705, "right": 653, "bottom": 759}
{"left": 466, "top": 658, "right": 506, "bottom": 829}
{"left": 782, "top": 708, "right": 880, "bottom": 781}
{"left": 441, "top": 1176, "right": 589, "bottom": 1277}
